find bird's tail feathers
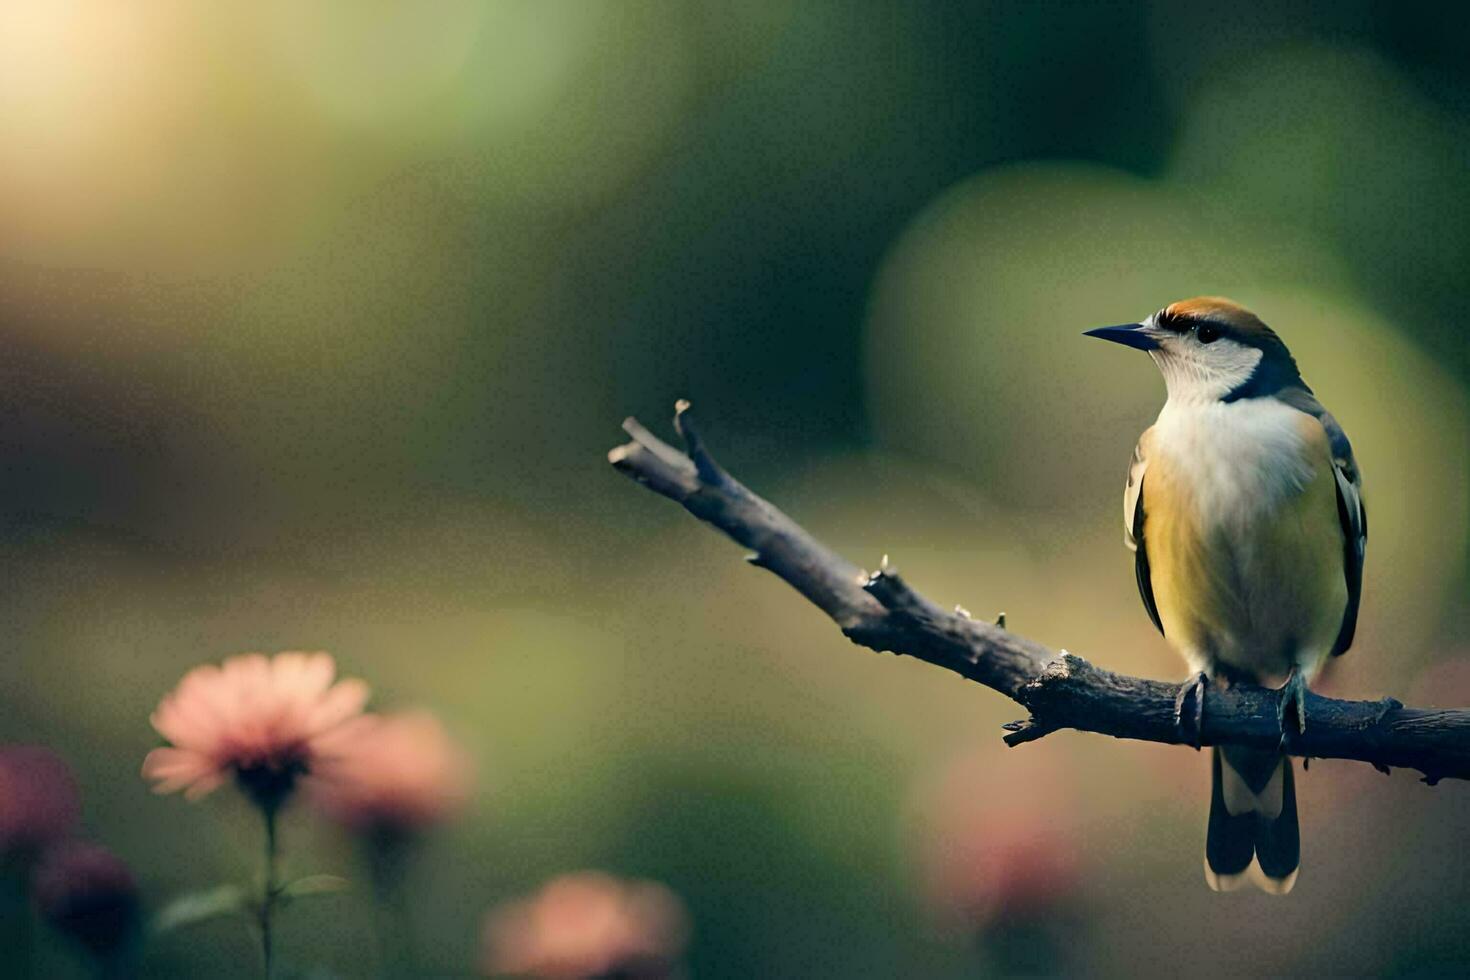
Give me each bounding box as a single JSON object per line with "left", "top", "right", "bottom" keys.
{"left": 1205, "top": 746, "right": 1299, "bottom": 894}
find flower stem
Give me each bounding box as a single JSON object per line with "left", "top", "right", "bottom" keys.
{"left": 4, "top": 867, "right": 32, "bottom": 979}
{"left": 368, "top": 832, "right": 418, "bottom": 978}
{"left": 261, "top": 805, "right": 279, "bottom": 980}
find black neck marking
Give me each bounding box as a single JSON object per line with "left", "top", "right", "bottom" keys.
{"left": 1222, "top": 357, "right": 1308, "bottom": 402}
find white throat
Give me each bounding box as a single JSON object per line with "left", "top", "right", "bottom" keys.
{"left": 1149, "top": 342, "right": 1263, "bottom": 405}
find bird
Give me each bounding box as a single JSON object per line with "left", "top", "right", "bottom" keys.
{"left": 1084, "top": 297, "right": 1366, "bottom": 894}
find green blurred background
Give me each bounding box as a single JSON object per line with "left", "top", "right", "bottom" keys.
{"left": 2, "top": 2, "right": 1469, "bottom": 976}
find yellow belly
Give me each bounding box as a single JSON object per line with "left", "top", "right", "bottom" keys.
{"left": 1144, "top": 414, "right": 1348, "bottom": 684}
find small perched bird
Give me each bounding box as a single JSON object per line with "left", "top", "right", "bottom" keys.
{"left": 1085, "top": 298, "right": 1366, "bottom": 894}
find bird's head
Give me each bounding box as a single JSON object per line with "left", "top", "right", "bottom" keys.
{"left": 1084, "top": 297, "right": 1303, "bottom": 403}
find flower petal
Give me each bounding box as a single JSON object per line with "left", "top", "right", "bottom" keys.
{"left": 141, "top": 747, "right": 219, "bottom": 796}
{"left": 305, "top": 678, "right": 371, "bottom": 736}
{"left": 144, "top": 651, "right": 370, "bottom": 799}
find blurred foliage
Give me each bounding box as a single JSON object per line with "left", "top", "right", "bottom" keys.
{"left": 1, "top": 2, "right": 1469, "bottom": 977}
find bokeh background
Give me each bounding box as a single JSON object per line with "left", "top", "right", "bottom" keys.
{"left": 2, "top": 2, "right": 1469, "bottom": 976}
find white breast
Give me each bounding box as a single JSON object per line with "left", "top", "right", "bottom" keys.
{"left": 1146, "top": 395, "right": 1345, "bottom": 682}
{"left": 1151, "top": 397, "right": 1317, "bottom": 526}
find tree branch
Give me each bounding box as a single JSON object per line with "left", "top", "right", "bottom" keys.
{"left": 608, "top": 401, "right": 1470, "bottom": 784}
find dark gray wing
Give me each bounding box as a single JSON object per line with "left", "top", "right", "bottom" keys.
{"left": 1124, "top": 433, "right": 1163, "bottom": 636}
{"left": 1280, "top": 387, "right": 1366, "bottom": 656}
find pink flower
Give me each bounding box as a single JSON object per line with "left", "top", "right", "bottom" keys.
{"left": 309, "top": 711, "right": 473, "bottom": 833}
{"left": 481, "top": 872, "right": 690, "bottom": 979}
{"left": 31, "top": 840, "right": 139, "bottom": 957}
{"left": 141, "top": 652, "right": 369, "bottom": 805}
{"left": 909, "top": 749, "right": 1090, "bottom": 974}
{"left": 911, "top": 749, "right": 1084, "bottom": 933}
{"left": 0, "top": 746, "right": 81, "bottom": 857}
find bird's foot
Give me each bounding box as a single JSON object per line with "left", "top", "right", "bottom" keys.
{"left": 1173, "top": 673, "right": 1208, "bottom": 749}
{"left": 1277, "top": 667, "right": 1309, "bottom": 751}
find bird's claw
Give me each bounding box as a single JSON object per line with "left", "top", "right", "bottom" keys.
{"left": 1277, "top": 668, "right": 1309, "bottom": 751}
{"left": 1173, "top": 673, "right": 1208, "bottom": 749}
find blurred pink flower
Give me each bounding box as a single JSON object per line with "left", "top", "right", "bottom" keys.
{"left": 911, "top": 749, "right": 1084, "bottom": 933}
{"left": 31, "top": 840, "right": 139, "bottom": 957}
{"left": 481, "top": 872, "right": 690, "bottom": 979}
{"left": 141, "top": 651, "right": 369, "bottom": 805}
{"left": 0, "top": 745, "right": 81, "bottom": 857}
{"left": 309, "top": 710, "right": 473, "bottom": 833}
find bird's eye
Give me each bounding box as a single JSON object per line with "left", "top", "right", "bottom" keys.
{"left": 1196, "top": 323, "right": 1221, "bottom": 344}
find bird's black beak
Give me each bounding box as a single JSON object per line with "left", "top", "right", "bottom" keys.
{"left": 1083, "top": 323, "right": 1160, "bottom": 352}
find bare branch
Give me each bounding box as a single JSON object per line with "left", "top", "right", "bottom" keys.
{"left": 609, "top": 402, "right": 1470, "bottom": 784}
